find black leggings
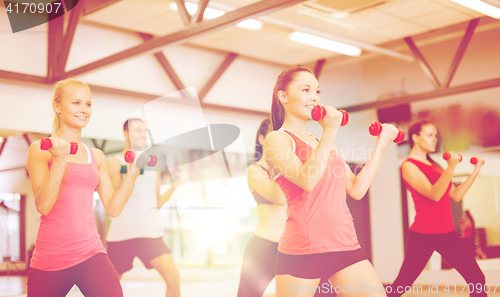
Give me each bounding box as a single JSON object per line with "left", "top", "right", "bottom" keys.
{"left": 27, "top": 253, "right": 123, "bottom": 297}
{"left": 388, "top": 231, "right": 486, "bottom": 297}
{"left": 237, "top": 235, "right": 335, "bottom": 297}
{"left": 237, "top": 235, "right": 277, "bottom": 297}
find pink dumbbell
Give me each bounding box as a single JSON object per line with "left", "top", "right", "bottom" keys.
{"left": 443, "top": 152, "right": 463, "bottom": 162}
{"left": 368, "top": 122, "right": 405, "bottom": 144}
{"left": 124, "top": 151, "right": 157, "bottom": 167}
{"left": 470, "top": 157, "right": 483, "bottom": 165}
{"left": 311, "top": 105, "right": 349, "bottom": 126}
{"left": 40, "top": 137, "right": 78, "bottom": 154}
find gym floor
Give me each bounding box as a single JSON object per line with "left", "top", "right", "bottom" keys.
{"left": 0, "top": 266, "right": 258, "bottom": 297}
{"left": 3, "top": 270, "right": 500, "bottom": 297}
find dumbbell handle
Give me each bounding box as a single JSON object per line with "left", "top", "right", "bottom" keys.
{"left": 40, "top": 137, "right": 78, "bottom": 155}
{"left": 120, "top": 165, "right": 144, "bottom": 175}
{"left": 443, "top": 152, "right": 463, "bottom": 162}
{"left": 311, "top": 105, "right": 349, "bottom": 126}
{"left": 368, "top": 122, "right": 405, "bottom": 144}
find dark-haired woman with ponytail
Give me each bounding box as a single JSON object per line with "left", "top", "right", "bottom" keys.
{"left": 388, "top": 121, "right": 486, "bottom": 297}
{"left": 264, "top": 66, "right": 399, "bottom": 297}
{"left": 237, "top": 118, "right": 287, "bottom": 297}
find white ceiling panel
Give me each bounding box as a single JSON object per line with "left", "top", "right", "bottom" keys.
{"left": 268, "top": 7, "right": 358, "bottom": 35}
{"left": 237, "top": 40, "right": 293, "bottom": 61}
{"left": 344, "top": 30, "right": 393, "bottom": 44}
{"left": 190, "top": 23, "right": 291, "bottom": 53}
{"left": 452, "top": 4, "right": 487, "bottom": 17}
{"left": 133, "top": 12, "right": 184, "bottom": 36}
{"left": 73, "top": 0, "right": 494, "bottom": 67}
{"left": 377, "top": 0, "right": 447, "bottom": 19}
{"left": 263, "top": 50, "right": 314, "bottom": 66}
{"left": 412, "top": 8, "right": 472, "bottom": 29}
{"left": 0, "top": 12, "right": 47, "bottom": 76}
{"left": 341, "top": 10, "right": 402, "bottom": 30}
{"left": 430, "top": 0, "right": 460, "bottom": 7}
{"left": 84, "top": 0, "right": 172, "bottom": 30}
{"left": 372, "top": 20, "right": 430, "bottom": 39}
{"left": 212, "top": 0, "right": 260, "bottom": 8}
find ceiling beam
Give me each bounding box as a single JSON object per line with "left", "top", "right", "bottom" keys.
{"left": 192, "top": 0, "right": 209, "bottom": 24}
{"left": 22, "top": 133, "right": 31, "bottom": 147}
{"left": 47, "top": 15, "right": 64, "bottom": 83}
{"left": 199, "top": 53, "right": 238, "bottom": 102}
{"left": 87, "top": 84, "right": 269, "bottom": 116}
{"left": 341, "top": 76, "right": 500, "bottom": 112}
{"left": 91, "top": 139, "right": 107, "bottom": 151}
{"left": 0, "top": 70, "right": 49, "bottom": 84}
{"left": 404, "top": 36, "right": 442, "bottom": 89}
{"left": 319, "top": 17, "right": 499, "bottom": 70}
{"left": 173, "top": 0, "right": 192, "bottom": 26}
{"left": 2, "top": 71, "right": 499, "bottom": 118}
{"left": 139, "top": 33, "right": 187, "bottom": 96}
{"left": 443, "top": 18, "right": 480, "bottom": 89}
{"left": 56, "top": 0, "right": 83, "bottom": 78}
{"left": 0, "top": 167, "right": 27, "bottom": 173}
{"left": 314, "top": 59, "right": 326, "bottom": 79}
{"left": 0, "top": 137, "right": 7, "bottom": 158}
{"left": 64, "top": 0, "right": 308, "bottom": 77}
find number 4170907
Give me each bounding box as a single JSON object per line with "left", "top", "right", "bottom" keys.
{"left": 6, "top": 2, "right": 62, "bottom": 14}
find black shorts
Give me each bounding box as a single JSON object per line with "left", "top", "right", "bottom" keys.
{"left": 27, "top": 253, "right": 122, "bottom": 297}
{"left": 106, "top": 237, "right": 171, "bottom": 275}
{"left": 275, "top": 248, "right": 367, "bottom": 279}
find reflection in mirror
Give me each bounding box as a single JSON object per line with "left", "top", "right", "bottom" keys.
{"left": 399, "top": 115, "right": 500, "bottom": 274}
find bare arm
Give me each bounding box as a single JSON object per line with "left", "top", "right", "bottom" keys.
{"left": 95, "top": 148, "right": 141, "bottom": 218}
{"left": 157, "top": 171, "right": 176, "bottom": 209}
{"left": 26, "top": 140, "right": 69, "bottom": 215}
{"left": 247, "top": 165, "right": 286, "bottom": 205}
{"left": 264, "top": 106, "right": 343, "bottom": 191}
{"left": 107, "top": 158, "right": 122, "bottom": 191}
{"left": 449, "top": 157, "right": 484, "bottom": 202}
{"left": 402, "top": 154, "right": 460, "bottom": 201}
{"left": 344, "top": 124, "right": 398, "bottom": 200}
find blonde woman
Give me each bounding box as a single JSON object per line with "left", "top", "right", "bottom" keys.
{"left": 26, "top": 78, "right": 143, "bottom": 297}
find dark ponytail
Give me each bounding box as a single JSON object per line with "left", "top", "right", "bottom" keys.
{"left": 254, "top": 118, "right": 272, "bottom": 162}
{"left": 271, "top": 66, "right": 314, "bottom": 131}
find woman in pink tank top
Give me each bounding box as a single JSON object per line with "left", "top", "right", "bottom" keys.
{"left": 26, "top": 78, "right": 143, "bottom": 297}
{"left": 264, "top": 66, "right": 399, "bottom": 297}
{"left": 388, "top": 121, "right": 486, "bottom": 297}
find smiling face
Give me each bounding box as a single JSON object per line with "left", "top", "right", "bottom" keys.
{"left": 279, "top": 71, "right": 321, "bottom": 120}
{"left": 53, "top": 85, "right": 92, "bottom": 130}
{"left": 125, "top": 120, "right": 148, "bottom": 151}
{"left": 413, "top": 124, "right": 438, "bottom": 153}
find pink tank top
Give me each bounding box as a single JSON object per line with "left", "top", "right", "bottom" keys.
{"left": 30, "top": 146, "right": 106, "bottom": 271}
{"left": 275, "top": 129, "right": 360, "bottom": 255}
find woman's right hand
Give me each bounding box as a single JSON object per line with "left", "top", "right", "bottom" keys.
{"left": 47, "top": 137, "right": 71, "bottom": 161}
{"left": 445, "top": 151, "right": 461, "bottom": 166}
{"left": 377, "top": 124, "right": 399, "bottom": 146}
{"left": 317, "top": 105, "right": 343, "bottom": 130}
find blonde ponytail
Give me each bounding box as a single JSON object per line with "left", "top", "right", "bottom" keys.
{"left": 52, "top": 114, "right": 60, "bottom": 136}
